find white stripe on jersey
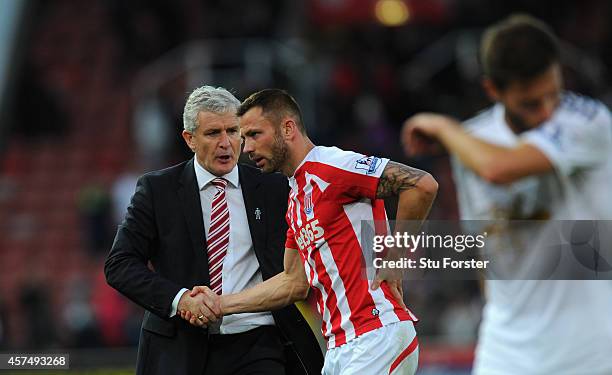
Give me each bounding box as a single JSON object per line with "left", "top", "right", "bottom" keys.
{"left": 288, "top": 196, "right": 335, "bottom": 343}
{"left": 342, "top": 200, "right": 401, "bottom": 326}
{"left": 293, "top": 194, "right": 303, "bottom": 228}
{"left": 305, "top": 169, "right": 357, "bottom": 345}
{"left": 304, "top": 242, "right": 334, "bottom": 342}
{"left": 317, "top": 241, "right": 356, "bottom": 344}
{"left": 287, "top": 194, "right": 296, "bottom": 233}
{"left": 341, "top": 199, "right": 374, "bottom": 280}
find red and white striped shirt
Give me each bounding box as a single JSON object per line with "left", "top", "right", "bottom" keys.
{"left": 285, "top": 146, "right": 417, "bottom": 349}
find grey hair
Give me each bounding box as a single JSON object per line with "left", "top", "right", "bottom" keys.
{"left": 182, "top": 86, "right": 241, "bottom": 133}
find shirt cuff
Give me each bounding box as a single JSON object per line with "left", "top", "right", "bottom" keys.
{"left": 169, "top": 288, "right": 189, "bottom": 317}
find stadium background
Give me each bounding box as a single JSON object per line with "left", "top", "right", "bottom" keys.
{"left": 0, "top": 0, "right": 610, "bottom": 373}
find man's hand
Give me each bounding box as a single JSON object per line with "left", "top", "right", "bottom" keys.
{"left": 177, "top": 287, "right": 222, "bottom": 327}
{"left": 371, "top": 268, "right": 408, "bottom": 311}
{"left": 401, "top": 113, "right": 459, "bottom": 156}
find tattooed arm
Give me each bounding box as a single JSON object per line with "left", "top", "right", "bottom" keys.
{"left": 376, "top": 161, "right": 438, "bottom": 220}
{"left": 371, "top": 161, "right": 438, "bottom": 299}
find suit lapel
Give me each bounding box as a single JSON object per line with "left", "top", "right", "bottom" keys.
{"left": 178, "top": 158, "right": 210, "bottom": 284}
{"left": 239, "top": 165, "right": 265, "bottom": 252}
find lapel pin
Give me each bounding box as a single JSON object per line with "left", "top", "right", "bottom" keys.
{"left": 255, "top": 208, "right": 262, "bottom": 220}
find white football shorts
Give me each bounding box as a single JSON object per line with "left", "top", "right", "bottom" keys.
{"left": 322, "top": 320, "right": 419, "bottom": 375}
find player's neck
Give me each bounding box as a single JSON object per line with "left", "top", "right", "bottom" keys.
{"left": 283, "top": 138, "right": 315, "bottom": 177}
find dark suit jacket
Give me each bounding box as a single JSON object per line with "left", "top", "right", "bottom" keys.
{"left": 104, "top": 160, "right": 323, "bottom": 375}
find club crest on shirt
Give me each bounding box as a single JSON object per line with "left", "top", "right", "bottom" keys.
{"left": 371, "top": 308, "right": 380, "bottom": 316}
{"left": 355, "top": 156, "right": 381, "bottom": 175}
{"left": 304, "top": 193, "right": 313, "bottom": 215}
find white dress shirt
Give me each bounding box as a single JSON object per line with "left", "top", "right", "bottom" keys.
{"left": 170, "top": 161, "right": 274, "bottom": 334}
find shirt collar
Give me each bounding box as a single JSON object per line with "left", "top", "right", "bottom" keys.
{"left": 291, "top": 146, "right": 319, "bottom": 178}
{"left": 193, "top": 158, "right": 240, "bottom": 190}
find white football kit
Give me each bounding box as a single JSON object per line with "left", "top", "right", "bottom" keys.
{"left": 452, "top": 92, "right": 612, "bottom": 375}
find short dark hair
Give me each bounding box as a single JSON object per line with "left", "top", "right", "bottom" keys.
{"left": 237, "top": 89, "right": 306, "bottom": 134}
{"left": 481, "top": 14, "right": 560, "bottom": 90}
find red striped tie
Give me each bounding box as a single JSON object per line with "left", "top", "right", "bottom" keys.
{"left": 207, "top": 178, "right": 229, "bottom": 295}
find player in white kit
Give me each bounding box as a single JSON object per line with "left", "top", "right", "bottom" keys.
{"left": 185, "top": 89, "right": 438, "bottom": 374}
{"left": 402, "top": 15, "right": 612, "bottom": 375}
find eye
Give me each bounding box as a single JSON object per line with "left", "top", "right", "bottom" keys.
{"left": 244, "top": 131, "right": 259, "bottom": 139}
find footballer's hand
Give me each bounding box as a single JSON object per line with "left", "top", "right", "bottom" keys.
{"left": 401, "top": 113, "right": 457, "bottom": 156}
{"left": 371, "top": 272, "right": 408, "bottom": 311}
{"left": 178, "top": 287, "right": 221, "bottom": 327}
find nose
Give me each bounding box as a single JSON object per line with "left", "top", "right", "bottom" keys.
{"left": 242, "top": 138, "right": 254, "bottom": 153}
{"left": 537, "top": 97, "right": 558, "bottom": 123}
{"left": 218, "top": 131, "right": 231, "bottom": 148}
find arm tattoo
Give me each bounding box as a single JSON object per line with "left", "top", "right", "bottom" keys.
{"left": 376, "top": 161, "right": 426, "bottom": 198}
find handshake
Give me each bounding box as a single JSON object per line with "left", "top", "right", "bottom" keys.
{"left": 176, "top": 286, "right": 223, "bottom": 327}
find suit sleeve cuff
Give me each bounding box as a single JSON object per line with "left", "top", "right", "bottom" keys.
{"left": 170, "top": 288, "right": 189, "bottom": 317}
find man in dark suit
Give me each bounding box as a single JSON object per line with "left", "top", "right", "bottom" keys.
{"left": 104, "top": 86, "right": 323, "bottom": 375}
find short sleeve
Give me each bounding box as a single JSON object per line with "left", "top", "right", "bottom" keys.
{"left": 315, "top": 147, "right": 389, "bottom": 201}
{"left": 521, "top": 105, "right": 612, "bottom": 177}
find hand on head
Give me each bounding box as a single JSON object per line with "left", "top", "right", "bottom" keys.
{"left": 401, "top": 113, "right": 457, "bottom": 157}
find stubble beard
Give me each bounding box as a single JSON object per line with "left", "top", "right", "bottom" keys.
{"left": 505, "top": 109, "right": 532, "bottom": 134}
{"left": 262, "top": 131, "right": 289, "bottom": 173}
